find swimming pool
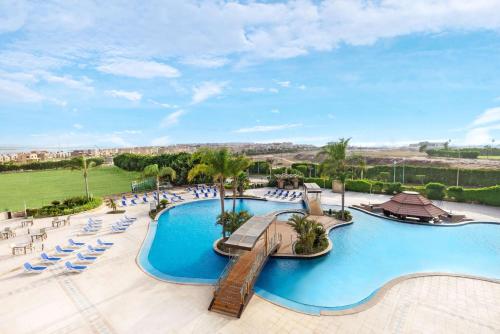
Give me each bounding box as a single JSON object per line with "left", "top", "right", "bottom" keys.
{"left": 138, "top": 199, "right": 500, "bottom": 314}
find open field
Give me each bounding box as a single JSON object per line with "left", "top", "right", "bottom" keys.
{"left": 478, "top": 155, "right": 500, "bottom": 160}
{"left": 0, "top": 166, "right": 140, "bottom": 211}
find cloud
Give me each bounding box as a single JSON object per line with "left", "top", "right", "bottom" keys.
{"left": 242, "top": 87, "right": 265, "bottom": 93}
{"left": 180, "top": 56, "right": 229, "bottom": 68}
{"left": 151, "top": 136, "right": 170, "bottom": 146}
{"left": 0, "top": 78, "right": 44, "bottom": 102}
{"left": 73, "top": 123, "right": 83, "bottom": 129}
{"left": 268, "top": 88, "right": 279, "bottom": 93}
{"left": 276, "top": 81, "right": 291, "bottom": 88}
{"left": 472, "top": 107, "right": 500, "bottom": 126}
{"left": 44, "top": 74, "right": 94, "bottom": 91}
{"left": 149, "top": 99, "right": 179, "bottom": 109}
{"left": 234, "top": 123, "right": 302, "bottom": 133}
{"left": 191, "top": 81, "right": 226, "bottom": 104}
{"left": 160, "top": 109, "right": 185, "bottom": 128}
{"left": 27, "top": 131, "right": 131, "bottom": 148}
{"left": 464, "top": 124, "right": 500, "bottom": 145}
{"left": 105, "top": 89, "right": 142, "bottom": 102}
{"left": 113, "top": 129, "right": 142, "bottom": 135}
{"left": 270, "top": 109, "right": 280, "bottom": 114}
{"left": 97, "top": 59, "right": 180, "bottom": 79}
{"left": 298, "top": 84, "right": 306, "bottom": 90}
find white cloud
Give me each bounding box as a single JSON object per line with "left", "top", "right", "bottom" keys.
{"left": 160, "top": 109, "right": 185, "bottom": 128}
{"left": 0, "top": 78, "right": 44, "bottom": 102}
{"left": 98, "top": 59, "right": 180, "bottom": 79}
{"left": 180, "top": 56, "right": 228, "bottom": 68}
{"left": 44, "top": 74, "right": 94, "bottom": 91}
{"left": 242, "top": 87, "right": 265, "bottom": 93}
{"left": 270, "top": 109, "right": 280, "bottom": 114}
{"left": 105, "top": 89, "right": 142, "bottom": 101}
{"left": 472, "top": 107, "right": 500, "bottom": 126}
{"left": 151, "top": 136, "right": 170, "bottom": 146}
{"left": 298, "top": 84, "right": 306, "bottom": 90}
{"left": 113, "top": 129, "right": 142, "bottom": 135}
{"left": 149, "top": 99, "right": 179, "bottom": 109}
{"left": 73, "top": 123, "right": 83, "bottom": 129}
{"left": 276, "top": 81, "right": 291, "bottom": 88}
{"left": 268, "top": 88, "right": 279, "bottom": 93}
{"left": 234, "top": 123, "right": 302, "bottom": 133}
{"left": 192, "top": 81, "right": 226, "bottom": 104}
{"left": 26, "top": 131, "right": 131, "bottom": 148}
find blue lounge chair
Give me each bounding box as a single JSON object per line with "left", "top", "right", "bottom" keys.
{"left": 97, "top": 239, "right": 114, "bottom": 248}
{"left": 24, "top": 262, "right": 47, "bottom": 273}
{"left": 124, "top": 215, "right": 136, "bottom": 221}
{"left": 212, "top": 192, "right": 217, "bottom": 198}
{"left": 195, "top": 193, "right": 200, "bottom": 199}
{"left": 68, "top": 239, "right": 85, "bottom": 247}
{"left": 142, "top": 197, "right": 148, "bottom": 203}
{"left": 88, "top": 218, "right": 102, "bottom": 226}
{"left": 65, "top": 261, "right": 87, "bottom": 273}
{"left": 130, "top": 199, "right": 138, "bottom": 206}
{"left": 76, "top": 252, "right": 97, "bottom": 263}
{"left": 87, "top": 245, "right": 106, "bottom": 255}
{"left": 40, "top": 252, "right": 61, "bottom": 264}
{"left": 111, "top": 225, "right": 127, "bottom": 233}
{"left": 80, "top": 226, "right": 98, "bottom": 235}
{"left": 121, "top": 200, "right": 127, "bottom": 207}
{"left": 55, "top": 245, "right": 74, "bottom": 255}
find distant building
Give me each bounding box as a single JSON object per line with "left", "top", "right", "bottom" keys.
{"left": 409, "top": 141, "right": 446, "bottom": 150}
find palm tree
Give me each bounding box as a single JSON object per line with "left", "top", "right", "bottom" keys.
{"left": 142, "top": 164, "right": 177, "bottom": 203}
{"left": 188, "top": 148, "right": 231, "bottom": 237}
{"left": 347, "top": 154, "right": 366, "bottom": 179}
{"left": 216, "top": 210, "right": 252, "bottom": 236}
{"left": 287, "top": 214, "right": 321, "bottom": 254}
{"left": 71, "top": 156, "right": 96, "bottom": 200}
{"left": 228, "top": 155, "right": 252, "bottom": 213}
{"left": 106, "top": 197, "right": 117, "bottom": 213}
{"left": 318, "top": 138, "right": 351, "bottom": 220}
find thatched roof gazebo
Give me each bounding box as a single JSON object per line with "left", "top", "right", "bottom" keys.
{"left": 275, "top": 173, "right": 300, "bottom": 190}
{"left": 380, "top": 191, "right": 447, "bottom": 222}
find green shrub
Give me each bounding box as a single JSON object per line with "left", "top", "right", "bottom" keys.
{"left": 303, "top": 177, "right": 332, "bottom": 189}
{"left": 371, "top": 181, "right": 384, "bottom": 193}
{"left": 334, "top": 210, "right": 352, "bottom": 221}
{"left": 462, "top": 185, "right": 500, "bottom": 206}
{"left": 345, "top": 179, "right": 372, "bottom": 193}
{"left": 402, "top": 185, "right": 426, "bottom": 195}
{"left": 384, "top": 182, "right": 402, "bottom": 195}
{"left": 447, "top": 186, "right": 465, "bottom": 201}
{"left": 426, "top": 149, "right": 479, "bottom": 159}
{"left": 425, "top": 182, "right": 446, "bottom": 200}
{"left": 0, "top": 157, "right": 104, "bottom": 173}
{"left": 27, "top": 197, "right": 102, "bottom": 217}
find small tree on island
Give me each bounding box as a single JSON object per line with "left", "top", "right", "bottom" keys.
{"left": 70, "top": 156, "right": 96, "bottom": 200}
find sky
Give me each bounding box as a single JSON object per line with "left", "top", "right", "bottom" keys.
{"left": 1, "top": 0, "right": 500, "bottom": 149}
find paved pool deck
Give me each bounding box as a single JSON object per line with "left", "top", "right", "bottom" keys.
{"left": 0, "top": 188, "right": 499, "bottom": 333}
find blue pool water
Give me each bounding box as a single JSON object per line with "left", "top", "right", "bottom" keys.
{"left": 139, "top": 199, "right": 500, "bottom": 313}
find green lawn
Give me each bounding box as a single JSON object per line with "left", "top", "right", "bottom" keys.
{"left": 0, "top": 166, "right": 141, "bottom": 211}
{"left": 478, "top": 155, "right": 500, "bottom": 160}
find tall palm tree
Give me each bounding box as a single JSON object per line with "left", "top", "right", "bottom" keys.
{"left": 188, "top": 148, "right": 231, "bottom": 237}
{"left": 71, "top": 156, "right": 96, "bottom": 200}
{"left": 228, "top": 154, "right": 252, "bottom": 213}
{"left": 142, "top": 164, "right": 177, "bottom": 203}
{"left": 347, "top": 154, "right": 366, "bottom": 179}
{"left": 318, "top": 138, "right": 351, "bottom": 220}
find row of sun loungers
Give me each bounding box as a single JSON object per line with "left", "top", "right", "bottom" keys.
{"left": 24, "top": 237, "right": 115, "bottom": 274}
{"left": 23, "top": 214, "right": 135, "bottom": 274}
{"left": 120, "top": 192, "right": 185, "bottom": 207}
{"left": 264, "top": 190, "right": 303, "bottom": 201}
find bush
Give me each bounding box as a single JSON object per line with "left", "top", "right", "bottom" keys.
{"left": 27, "top": 196, "right": 102, "bottom": 217}
{"left": 425, "top": 182, "right": 446, "bottom": 200}
{"left": 371, "top": 181, "right": 384, "bottom": 193}
{"left": 461, "top": 185, "right": 500, "bottom": 206}
{"left": 426, "top": 149, "right": 479, "bottom": 159}
{"left": 334, "top": 210, "right": 352, "bottom": 221}
{"left": 0, "top": 157, "right": 104, "bottom": 173}
{"left": 345, "top": 179, "right": 372, "bottom": 193}
{"left": 303, "top": 177, "right": 332, "bottom": 189}
{"left": 402, "top": 185, "right": 426, "bottom": 195}
{"left": 447, "top": 186, "right": 465, "bottom": 201}
{"left": 384, "top": 182, "right": 402, "bottom": 195}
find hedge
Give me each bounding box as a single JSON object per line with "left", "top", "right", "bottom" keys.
{"left": 459, "top": 186, "right": 500, "bottom": 206}
{"left": 426, "top": 149, "right": 479, "bottom": 159}
{"left": 303, "top": 177, "right": 332, "bottom": 189}
{"left": 249, "top": 161, "right": 270, "bottom": 175}
{"left": 291, "top": 163, "right": 320, "bottom": 177}
{"left": 26, "top": 196, "right": 102, "bottom": 218}
{"left": 425, "top": 182, "right": 446, "bottom": 200}
{"left": 345, "top": 179, "right": 372, "bottom": 193}
{"left": 0, "top": 157, "right": 104, "bottom": 173}
{"left": 366, "top": 165, "right": 500, "bottom": 187}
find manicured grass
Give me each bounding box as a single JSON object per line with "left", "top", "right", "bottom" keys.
{"left": 478, "top": 155, "right": 500, "bottom": 160}
{"left": 0, "top": 166, "right": 141, "bottom": 211}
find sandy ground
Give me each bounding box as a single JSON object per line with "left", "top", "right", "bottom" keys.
{"left": 0, "top": 188, "right": 498, "bottom": 334}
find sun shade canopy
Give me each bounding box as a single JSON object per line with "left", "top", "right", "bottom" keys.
{"left": 380, "top": 191, "right": 447, "bottom": 219}
{"left": 224, "top": 216, "right": 276, "bottom": 251}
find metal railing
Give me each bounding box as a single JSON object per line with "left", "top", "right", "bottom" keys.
{"left": 214, "top": 255, "right": 237, "bottom": 295}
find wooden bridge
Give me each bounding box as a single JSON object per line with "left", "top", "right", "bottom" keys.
{"left": 303, "top": 182, "right": 324, "bottom": 216}
{"left": 209, "top": 216, "right": 280, "bottom": 318}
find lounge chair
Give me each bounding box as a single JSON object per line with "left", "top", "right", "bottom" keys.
{"left": 86, "top": 245, "right": 106, "bottom": 255}
{"left": 80, "top": 226, "right": 98, "bottom": 235}
{"left": 24, "top": 262, "right": 47, "bottom": 273}
{"left": 130, "top": 199, "right": 138, "bottom": 206}
{"left": 55, "top": 245, "right": 75, "bottom": 255}
{"left": 65, "top": 261, "right": 88, "bottom": 273}
{"left": 40, "top": 252, "right": 62, "bottom": 264}
{"left": 76, "top": 252, "right": 97, "bottom": 263}
{"left": 117, "top": 220, "right": 133, "bottom": 227}
{"left": 142, "top": 197, "right": 148, "bottom": 203}
{"left": 88, "top": 218, "right": 102, "bottom": 226}
{"left": 124, "top": 215, "right": 136, "bottom": 221}
{"left": 121, "top": 200, "right": 127, "bottom": 207}
{"left": 68, "top": 239, "right": 85, "bottom": 247}
{"left": 212, "top": 192, "right": 217, "bottom": 198}
{"left": 264, "top": 190, "right": 271, "bottom": 197}
{"left": 111, "top": 225, "right": 127, "bottom": 233}
{"left": 97, "top": 239, "right": 114, "bottom": 248}
{"left": 204, "top": 193, "right": 209, "bottom": 198}
{"left": 194, "top": 193, "right": 200, "bottom": 199}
